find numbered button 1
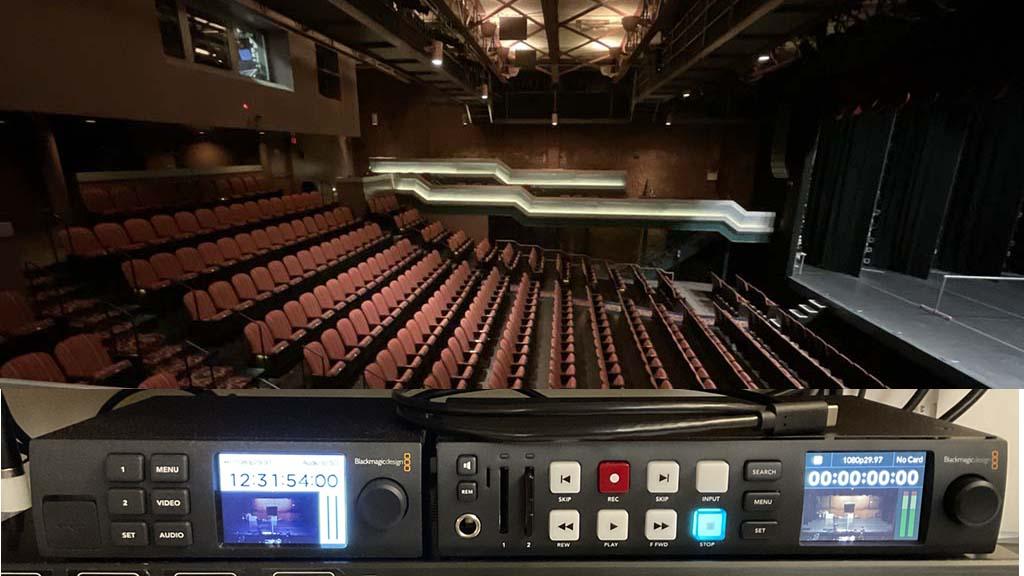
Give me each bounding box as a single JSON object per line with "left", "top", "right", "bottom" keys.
{"left": 106, "top": 454, "right": 144, "bottom": 482}
{"left": 108, "top": 489, "right": 146, "bottom": 515}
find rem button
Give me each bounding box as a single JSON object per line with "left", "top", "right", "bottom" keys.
{"left": 151, "top": 454, "right": 189, "bottom": 482}
{"left": 741, "top": 520, "right": 778, "bottom": 539}
{"left": 154, "top": 522, "right": 192, "bottom": 546}
{"left": 457, "top": 481, "right": 478, "bottom": 502}
{"left": 110, "top": 522, "right": 148, "bottom": 546}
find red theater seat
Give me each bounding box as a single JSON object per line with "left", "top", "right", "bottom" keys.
{"left": 54, "top": 334, "right": 132, "bottom": 382}
{"left": 1, "top": 352, "right": 67, "bottom": 382}
{"left": 0, "top": 291, "right": 56, "bottom": 337}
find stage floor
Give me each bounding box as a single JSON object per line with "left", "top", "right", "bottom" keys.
{"left": 790, "top": 266, "right": 1024, "bottom": 388}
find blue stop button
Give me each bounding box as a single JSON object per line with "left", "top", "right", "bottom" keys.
{"left": 691, "top": 508, "right": 727, "bottom": 542}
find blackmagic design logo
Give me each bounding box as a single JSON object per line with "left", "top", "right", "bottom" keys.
{"left": 354, "top": 457, "right": 404, "bottom": 468}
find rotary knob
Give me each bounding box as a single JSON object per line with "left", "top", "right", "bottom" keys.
{"left": 944, "top": 475, "right": 1001, "bottom": 527}
{"left": 357, "top": 478, "right": 408, "bottom": 530}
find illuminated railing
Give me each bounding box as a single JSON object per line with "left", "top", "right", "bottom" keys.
{"left": 359, "top": 172, "right": 775, "bottom": 243}
{"left": 369, "top": 157, "right": 627, "bottom": 189}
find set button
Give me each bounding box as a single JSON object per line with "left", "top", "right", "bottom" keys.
{"left": 111, "top": 522, "right": 148, "bottom": 546}
{"left": 741, "top": 520, "right": 778, "bottom": 539}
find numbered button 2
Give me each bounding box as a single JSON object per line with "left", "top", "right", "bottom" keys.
{"left": 108, "top": 488, "right": 146, "bottom": 515}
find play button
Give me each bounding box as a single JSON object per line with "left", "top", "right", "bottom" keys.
{"left": 597, "top": 509, "right": 628, "bottom": 541}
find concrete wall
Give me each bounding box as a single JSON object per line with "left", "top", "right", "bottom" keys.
{"left": 0, "top": 1, "right": 359, "bottom": 137}
{"left": 352, "top": 71, "right": 759, "bottom": 206}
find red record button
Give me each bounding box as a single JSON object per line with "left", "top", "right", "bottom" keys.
{"left": 598, "top": 461, "right": 630, "bottom": 493}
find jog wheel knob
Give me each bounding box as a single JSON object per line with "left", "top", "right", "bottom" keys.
{"left": 357, "top": 478, "right": 408, "bottom": 530}
{"left": 945, "top": 475, "right": 1001, "bottom": 527}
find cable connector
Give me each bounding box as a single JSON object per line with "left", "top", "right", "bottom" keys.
{"left": 762, "top": 401, "right": 837, "bottom": 435}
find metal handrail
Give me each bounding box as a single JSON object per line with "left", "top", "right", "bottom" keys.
{"left": 920, "top": 274, "right": 1024, "bottom": 320}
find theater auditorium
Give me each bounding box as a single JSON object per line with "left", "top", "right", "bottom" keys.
{"left": 0, "top": 0, "right": 1020, "bottom": 390}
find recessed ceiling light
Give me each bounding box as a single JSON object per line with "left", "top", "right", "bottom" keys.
{"left": 85, "top": 119, "right": 97, "bottom": 124}
{"left": 757, "top": 54, "right": 771, "bottom": 63}
{"left": 682, "top": 91, "right": 692, "bottom": 99}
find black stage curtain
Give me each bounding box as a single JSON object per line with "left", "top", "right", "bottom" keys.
{"left": 936, "top": 89, "right": 1024, "bottom": 275}
{"left": 802, "top": 107, "right": 894, "bottom": 275}
{"left": 870, "top": 98, "right": 969, "bottom": 278}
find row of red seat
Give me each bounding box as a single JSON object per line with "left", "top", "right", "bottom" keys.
{"left": 548, "top": 282, "right": 576, "bottom": 388}
{"left": 606, "top": 263, "right": 627, "bottom": 293}
{"left": 393, "top": 208, "right": 424, "bottom": 231}
{"left": 0, "top": 291, "right": 55, "bottom": 340}
{"left": 526, "top": 247, "right": 544, "bottom": 277}
{"left": 680, "top": 303, "right": 755, "bottom": 390}
{"left": 586, "top": 288, "right": 624, "bottom": 388}
{"left": 486, "top": 274, "right": 539, "bottom": 389}
{"left": 474, "top": 238, "right": 498, "bottom": 264}
{"left": 500, "top": 244, "right": 520, "bottom": 270}
{"left": 366, "top": 262, "right": 483, "bottom": 389}
{"left": 242, "top": 241, "right": 422, "bottom": 376}
{"left": 745, "top": 303, "right": 843, "bottom": 389}
{"left": 301, "top": 251, "right": 450, "bottom": 380}
{"left": 650, "top": 300, "right": 715, "bottom": 389}
{"left": 122, "top": 208, "right": 360, "bottom": 293}
{"left": 79, "top": 173, "right": 279, "bottom": 216}
{"left": 714, "top": 303, "right": 801, "bottom": 389}
{"left": 420, "top": 221, "right": 446, "bottom": 243}
{"left": 446, "top": 230, "right": 472, "bottom": 256}
{"left": 61, "top": 193, "right": 327, "bottom": 259}
{"left": 184, "top": 226, "right": 394, "bottom": 329}
{"left": 1, "top": 333, "right": 132, "bottom": 384}
{"left": 620, "top": 297, "right": 672, "bottom": 389}
{"left": 724, "top": 275, "right": 884, "bottom": 389}
{"left": 368, "top": 193, "right": 401, "bottom": 215}
{"left": 656, "top": 269, "right": 685, "bottom": 309}
{"left": 772, "top": 309, "right": 884, "bottom": 388}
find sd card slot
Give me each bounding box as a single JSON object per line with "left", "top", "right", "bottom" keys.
{"left": 523, "top": 466, "right": 535, "bottom": 537}
{"left": 499, "top": 466, "right": 509, "bottom": 534}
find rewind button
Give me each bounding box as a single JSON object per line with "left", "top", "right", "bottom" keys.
{"left": 549, "top": 509, "right": 581, "bottom": 542}
{"left": 645, "top": 509, "right": 678, "bottom": 541}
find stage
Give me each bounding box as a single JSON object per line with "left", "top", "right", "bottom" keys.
{"left": 790, "top": 266, "right": 1024, "bottom": 388}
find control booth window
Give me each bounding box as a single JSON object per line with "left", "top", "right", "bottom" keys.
{"left": 316, "top": 45, "right": 342, "bottom": 100}
{"left": 234, "top": 26, "right": 270, "bottom": 82}
{"left": 155, "top": 0, "right": 185, "bottom": 58}
{"left": 187, "top": 11, "right": 232, "bottom": 71}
